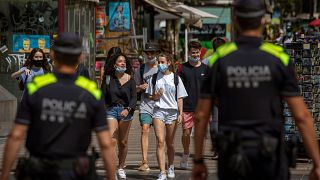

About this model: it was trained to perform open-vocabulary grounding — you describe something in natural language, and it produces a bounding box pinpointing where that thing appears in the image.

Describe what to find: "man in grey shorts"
[134,43,159,171]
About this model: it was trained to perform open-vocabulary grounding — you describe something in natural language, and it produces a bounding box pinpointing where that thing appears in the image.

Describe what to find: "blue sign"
[109,2,130,31]
[13,34,50,53]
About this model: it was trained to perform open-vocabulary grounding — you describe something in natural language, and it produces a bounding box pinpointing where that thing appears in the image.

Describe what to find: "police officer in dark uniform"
[0,33,116,180]
[192,0,320,180]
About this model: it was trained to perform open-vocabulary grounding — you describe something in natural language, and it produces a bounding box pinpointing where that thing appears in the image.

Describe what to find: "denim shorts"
[153,107,178,125]
[106,106,133,121]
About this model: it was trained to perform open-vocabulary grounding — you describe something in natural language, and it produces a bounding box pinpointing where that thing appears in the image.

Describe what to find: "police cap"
[144,42,160,52]
[52,33,82,55]
[235,0,266,18]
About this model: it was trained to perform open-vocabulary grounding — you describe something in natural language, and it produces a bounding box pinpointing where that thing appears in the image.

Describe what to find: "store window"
[65,1,95,80]
[0,0,58,98]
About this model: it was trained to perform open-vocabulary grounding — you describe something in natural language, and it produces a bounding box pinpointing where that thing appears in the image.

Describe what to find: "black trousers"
[218,147,289,180]
[16,157,102,180]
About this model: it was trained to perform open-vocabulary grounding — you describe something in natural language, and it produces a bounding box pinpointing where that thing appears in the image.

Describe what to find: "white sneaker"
[117,168,126,179]
[167,165,175,178]
[180,153,189,169]
[157,171,167,180]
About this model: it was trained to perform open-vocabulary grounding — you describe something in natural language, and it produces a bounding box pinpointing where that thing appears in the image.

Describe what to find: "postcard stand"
[284,37,320,156]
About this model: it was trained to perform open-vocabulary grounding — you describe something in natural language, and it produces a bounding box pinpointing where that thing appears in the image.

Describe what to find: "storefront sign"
[109,1,131,32]
[12,34,50,53]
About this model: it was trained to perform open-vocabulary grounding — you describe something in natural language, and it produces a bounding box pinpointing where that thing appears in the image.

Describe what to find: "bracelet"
[193,158,204,164]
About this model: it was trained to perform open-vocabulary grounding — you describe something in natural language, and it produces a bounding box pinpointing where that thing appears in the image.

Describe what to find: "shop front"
[64,0,96,80]
[0,0,58,98]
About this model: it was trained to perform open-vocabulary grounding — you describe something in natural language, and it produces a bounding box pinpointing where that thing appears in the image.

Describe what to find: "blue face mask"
[157,64,168,73]
[115,66,126,73]
[188,56,200,63]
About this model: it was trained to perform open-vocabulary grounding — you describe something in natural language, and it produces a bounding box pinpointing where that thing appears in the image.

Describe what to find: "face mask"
[188,56,200,63]
[31,60,44,67]
[145,55,157,64]
[157,64,168,73]
[115,66,126,73]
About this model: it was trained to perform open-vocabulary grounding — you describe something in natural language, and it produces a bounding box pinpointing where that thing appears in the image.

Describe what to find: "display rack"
[284,38,320,156]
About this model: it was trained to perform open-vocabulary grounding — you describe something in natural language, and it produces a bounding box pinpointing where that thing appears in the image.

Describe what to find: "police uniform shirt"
[201,36,300,129]
[15,72,107,158]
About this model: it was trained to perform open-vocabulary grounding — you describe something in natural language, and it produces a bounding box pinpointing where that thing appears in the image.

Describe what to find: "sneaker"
[117,168,126,179]
[138,162,150,171]
[167,165,175,178]
[180,153,189,169]
[157,171,167,180]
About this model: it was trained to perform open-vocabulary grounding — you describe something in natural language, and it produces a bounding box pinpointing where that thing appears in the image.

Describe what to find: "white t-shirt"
[146,72,188,110]
[134,64,158,115]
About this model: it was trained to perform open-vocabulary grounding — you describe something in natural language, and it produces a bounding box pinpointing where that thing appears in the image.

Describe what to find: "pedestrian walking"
[134,42,160,171]
[146,53,188,180]
[0,33,116,180]
[203,37,227,160]
[100,47,122,81]
[192,1,320,180]
[11,48,51,94]
[102,53,137,179]
[177,41,207,169]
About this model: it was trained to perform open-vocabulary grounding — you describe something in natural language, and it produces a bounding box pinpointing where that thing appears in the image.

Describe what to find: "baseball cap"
[52,33,82,55]
[144,43,159,52]
[235,0,266,18]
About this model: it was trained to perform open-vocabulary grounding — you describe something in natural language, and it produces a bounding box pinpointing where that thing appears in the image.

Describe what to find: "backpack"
[151,72,179,100]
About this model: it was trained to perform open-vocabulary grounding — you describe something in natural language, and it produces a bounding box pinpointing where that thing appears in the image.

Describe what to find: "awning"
[82,0,99,2]
[170,3,219,19]
[144,0,179,14]
[155,9,180,20]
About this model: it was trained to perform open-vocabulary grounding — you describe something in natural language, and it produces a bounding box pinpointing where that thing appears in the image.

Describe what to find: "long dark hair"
[103,53,133,78]
[23,48,51,72]
[103,47,122,70]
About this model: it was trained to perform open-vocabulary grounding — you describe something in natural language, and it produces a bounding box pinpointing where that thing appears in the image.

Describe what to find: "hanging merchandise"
[283,37,320,156]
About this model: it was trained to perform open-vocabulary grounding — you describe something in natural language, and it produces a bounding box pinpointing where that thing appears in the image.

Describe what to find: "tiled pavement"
[0,110,316,179]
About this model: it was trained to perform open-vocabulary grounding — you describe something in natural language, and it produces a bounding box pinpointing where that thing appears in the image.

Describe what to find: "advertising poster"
[13,34,50,53]
[96,4,106,39]
[109,1,130,32]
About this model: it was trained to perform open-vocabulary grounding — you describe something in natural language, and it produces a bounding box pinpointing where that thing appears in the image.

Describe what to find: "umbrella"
[309,19,320,26]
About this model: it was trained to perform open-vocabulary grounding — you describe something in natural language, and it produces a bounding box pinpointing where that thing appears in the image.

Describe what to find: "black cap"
[235,0,266,18]
[52,33,82,55]
[144,43,159,52]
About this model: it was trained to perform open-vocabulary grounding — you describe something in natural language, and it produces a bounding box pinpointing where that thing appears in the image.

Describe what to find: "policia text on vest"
[193,36,320,180]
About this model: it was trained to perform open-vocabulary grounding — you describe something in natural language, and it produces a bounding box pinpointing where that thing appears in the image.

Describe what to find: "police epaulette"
[208,42,238,67]
[75,76,102,100]
[260,42,290,66]
[27,73,57,95]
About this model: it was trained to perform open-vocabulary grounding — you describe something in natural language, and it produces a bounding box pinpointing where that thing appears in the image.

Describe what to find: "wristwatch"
[193,157,204,164]
[124,107,131,112]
